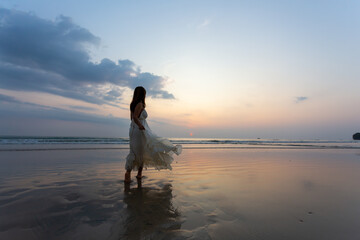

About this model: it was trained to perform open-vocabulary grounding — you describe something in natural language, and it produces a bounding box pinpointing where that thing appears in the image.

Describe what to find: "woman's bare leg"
[124,170,131,183]
[136,166,143,179]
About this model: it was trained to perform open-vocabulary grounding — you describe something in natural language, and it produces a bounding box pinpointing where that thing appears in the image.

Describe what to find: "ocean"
[0,136,359,150]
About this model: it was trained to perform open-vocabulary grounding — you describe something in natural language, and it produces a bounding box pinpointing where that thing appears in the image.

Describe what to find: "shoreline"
[1,144,360,152]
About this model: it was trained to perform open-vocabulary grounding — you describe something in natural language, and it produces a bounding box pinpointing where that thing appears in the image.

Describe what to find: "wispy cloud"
[0,93,22,104]
[295,96,308,103]
[67,105,97,111]
[0,8,174,107]
[198,19,211,29]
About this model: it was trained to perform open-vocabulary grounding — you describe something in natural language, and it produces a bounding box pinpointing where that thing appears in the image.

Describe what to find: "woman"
[124,86,182,183]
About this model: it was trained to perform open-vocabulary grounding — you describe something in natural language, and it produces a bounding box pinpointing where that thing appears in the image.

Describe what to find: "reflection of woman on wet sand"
[122,181,181,239]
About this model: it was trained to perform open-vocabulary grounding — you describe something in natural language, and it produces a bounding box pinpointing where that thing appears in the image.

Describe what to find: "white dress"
[125,109,182,171]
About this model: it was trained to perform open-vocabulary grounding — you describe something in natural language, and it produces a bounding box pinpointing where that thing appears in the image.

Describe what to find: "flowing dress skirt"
[125,111,182,171]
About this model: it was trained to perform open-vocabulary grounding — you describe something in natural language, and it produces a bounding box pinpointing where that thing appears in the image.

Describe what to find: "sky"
[0,0,359,139]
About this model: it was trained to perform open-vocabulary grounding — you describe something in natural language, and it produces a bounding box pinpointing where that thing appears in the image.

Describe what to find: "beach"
[1,146,360,239]
[1,1,360,239]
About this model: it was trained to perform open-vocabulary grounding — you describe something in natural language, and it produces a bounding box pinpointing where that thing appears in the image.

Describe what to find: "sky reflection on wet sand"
[1,148,360,239]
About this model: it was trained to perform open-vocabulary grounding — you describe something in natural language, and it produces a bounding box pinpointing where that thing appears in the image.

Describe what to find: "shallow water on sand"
[1,148,360,239]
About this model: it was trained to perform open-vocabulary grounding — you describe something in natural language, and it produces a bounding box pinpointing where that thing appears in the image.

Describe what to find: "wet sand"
[1,148,360,239]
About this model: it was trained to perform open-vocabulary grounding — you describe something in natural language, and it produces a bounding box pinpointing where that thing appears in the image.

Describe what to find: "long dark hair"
[130,86,146,113]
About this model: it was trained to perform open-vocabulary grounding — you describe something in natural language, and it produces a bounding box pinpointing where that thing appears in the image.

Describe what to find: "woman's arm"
[133,103,145,130]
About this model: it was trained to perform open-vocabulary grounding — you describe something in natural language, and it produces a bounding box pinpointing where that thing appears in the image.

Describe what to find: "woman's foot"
[124,171,131,183]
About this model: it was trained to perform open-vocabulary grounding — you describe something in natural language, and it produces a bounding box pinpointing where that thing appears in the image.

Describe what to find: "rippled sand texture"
[1,148,360,239]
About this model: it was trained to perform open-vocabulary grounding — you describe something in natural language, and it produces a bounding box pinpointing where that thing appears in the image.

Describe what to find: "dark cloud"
[0,8,174,106]
[0,93,128,126]
[295,96,308,103]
